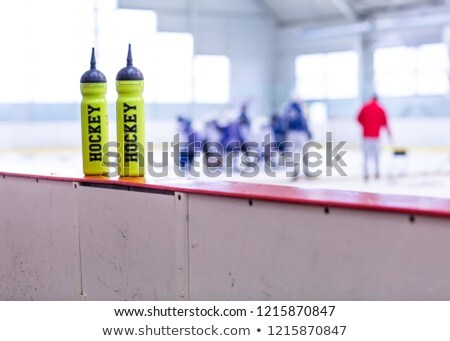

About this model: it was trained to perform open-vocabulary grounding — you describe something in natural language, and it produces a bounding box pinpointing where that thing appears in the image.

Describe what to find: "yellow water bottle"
[80,47,109,176]
[116,44,145,177]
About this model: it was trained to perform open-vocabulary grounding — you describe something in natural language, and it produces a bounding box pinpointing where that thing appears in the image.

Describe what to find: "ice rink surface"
[1,147,449,199]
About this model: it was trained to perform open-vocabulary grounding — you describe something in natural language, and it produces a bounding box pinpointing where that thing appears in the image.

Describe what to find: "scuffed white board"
[0,176,81,300]
[187,194,450,300]
[77,185,178,300]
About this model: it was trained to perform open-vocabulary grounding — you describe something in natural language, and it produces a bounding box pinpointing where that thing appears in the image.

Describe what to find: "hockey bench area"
[0,170,449,300]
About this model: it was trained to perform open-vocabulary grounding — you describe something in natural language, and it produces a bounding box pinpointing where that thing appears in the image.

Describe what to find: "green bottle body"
[80,82,109,176]
[116,80,145,177]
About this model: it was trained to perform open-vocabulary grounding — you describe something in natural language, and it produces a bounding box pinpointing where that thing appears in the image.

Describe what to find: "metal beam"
[331,0,358,21]
[251,0,279,22]
[296,9,450,41]
[358,0,445,18]
[118,0,272,20]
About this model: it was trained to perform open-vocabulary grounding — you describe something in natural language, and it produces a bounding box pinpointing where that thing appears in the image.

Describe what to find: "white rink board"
[0,177,81,300]
[188,194,450,300]
[77,185,179,300]
[0,174,449,300]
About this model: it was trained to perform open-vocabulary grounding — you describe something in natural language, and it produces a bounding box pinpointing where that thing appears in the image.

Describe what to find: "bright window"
[0,1,229,105]
[295,51,359,100]
[417,44,449,95]
[194,55,230,103]
[146,32,194,103]
[374,43,449,97]
[295,54,326,100]
[98,3,193,104]
[0,0,96,103]
[0,0,158,104]
[97,2,157,102]
[374,47,415,97]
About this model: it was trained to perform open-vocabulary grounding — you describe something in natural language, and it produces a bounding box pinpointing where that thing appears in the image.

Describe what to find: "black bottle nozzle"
[90,47,97,70]
[116,43,144,81]
[126,44,133,67]
[81,47,106,83]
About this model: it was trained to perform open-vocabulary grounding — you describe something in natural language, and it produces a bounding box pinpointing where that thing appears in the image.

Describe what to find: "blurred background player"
[202,118,222,168]
[357,95,392,181]
[238,101,251,135]
[283,97,312,178]
[238,101,254,166]
[218,117,246,171]
[176,116,202,172]
[264,113,287,167]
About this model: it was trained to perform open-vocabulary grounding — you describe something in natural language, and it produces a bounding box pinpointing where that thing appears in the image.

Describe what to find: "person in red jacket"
[357,95,391,180]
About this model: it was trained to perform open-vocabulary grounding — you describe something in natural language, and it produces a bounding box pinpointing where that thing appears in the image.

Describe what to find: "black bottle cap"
[116,44,144,81]
[80,47,107,83]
